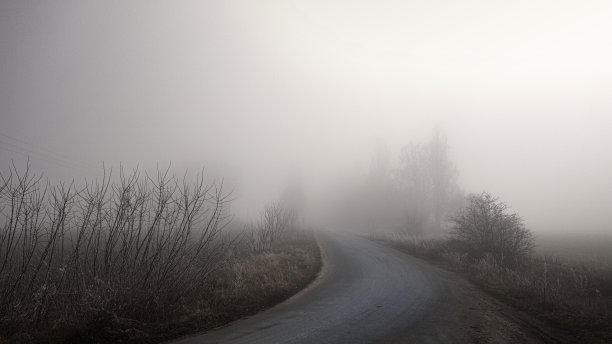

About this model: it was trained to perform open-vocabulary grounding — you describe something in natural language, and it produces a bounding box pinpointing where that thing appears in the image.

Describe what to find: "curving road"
[172,231,542,344]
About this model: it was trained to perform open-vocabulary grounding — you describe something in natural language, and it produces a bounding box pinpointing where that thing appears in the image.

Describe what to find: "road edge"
[166,230,326,344]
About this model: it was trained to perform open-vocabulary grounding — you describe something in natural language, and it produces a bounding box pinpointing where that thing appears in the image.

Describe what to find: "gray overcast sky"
[1,1,611,231]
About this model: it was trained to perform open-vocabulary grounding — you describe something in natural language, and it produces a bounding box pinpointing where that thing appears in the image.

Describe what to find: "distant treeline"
[329,129,464,234]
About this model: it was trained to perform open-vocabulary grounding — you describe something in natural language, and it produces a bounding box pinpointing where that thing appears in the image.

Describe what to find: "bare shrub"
[0,162,232,337]
[250,203,297,253]
[450,192,534,267]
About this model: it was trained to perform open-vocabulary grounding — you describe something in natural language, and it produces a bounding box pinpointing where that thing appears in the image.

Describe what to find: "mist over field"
[3,2,612,343]
[1,0,611,234]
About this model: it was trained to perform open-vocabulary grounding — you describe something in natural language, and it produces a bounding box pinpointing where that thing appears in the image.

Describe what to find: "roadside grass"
[206,230,320,327]
[376,233,612,343]
[5,230,321,344]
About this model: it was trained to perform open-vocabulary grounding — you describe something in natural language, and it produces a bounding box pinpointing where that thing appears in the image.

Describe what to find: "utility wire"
[0,144,88,172]
[0,131,94,168]
[0,131,97,171]
[0,138,89,171]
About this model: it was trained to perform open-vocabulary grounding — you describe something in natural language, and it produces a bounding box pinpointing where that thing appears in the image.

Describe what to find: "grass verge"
[374,233,612,344]
[1,230,321,344]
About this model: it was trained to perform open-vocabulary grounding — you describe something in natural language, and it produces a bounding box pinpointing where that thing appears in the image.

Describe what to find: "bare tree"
[395,129,461,233]
[369,139,390,184]
[279,170,306,222]
[396,142,431,233]
[428,129,458,228]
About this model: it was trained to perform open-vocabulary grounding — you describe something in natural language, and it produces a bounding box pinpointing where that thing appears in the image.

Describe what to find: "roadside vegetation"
[378,192,612,343]
[0,163,320,344]
[327,129,611,342]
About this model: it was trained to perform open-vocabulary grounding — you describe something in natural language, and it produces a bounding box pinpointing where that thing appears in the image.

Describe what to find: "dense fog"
[1,1,611,233]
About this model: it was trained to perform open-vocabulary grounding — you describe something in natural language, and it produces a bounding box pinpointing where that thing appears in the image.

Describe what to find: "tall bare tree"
[429,129,458,228]
[396,129,460,233]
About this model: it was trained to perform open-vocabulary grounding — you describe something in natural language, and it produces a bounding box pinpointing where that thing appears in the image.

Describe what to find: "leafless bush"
[450,192,534,267]
[0,162,232,337]
[249,203,297,253]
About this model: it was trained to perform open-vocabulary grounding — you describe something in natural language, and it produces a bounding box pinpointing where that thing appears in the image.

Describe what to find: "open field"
[535,233,612,268]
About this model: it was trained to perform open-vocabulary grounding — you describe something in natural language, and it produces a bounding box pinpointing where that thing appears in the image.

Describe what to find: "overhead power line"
[0,131,97,172]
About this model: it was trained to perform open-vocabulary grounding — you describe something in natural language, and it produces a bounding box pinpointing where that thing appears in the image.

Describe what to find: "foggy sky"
[1,1,611,232]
